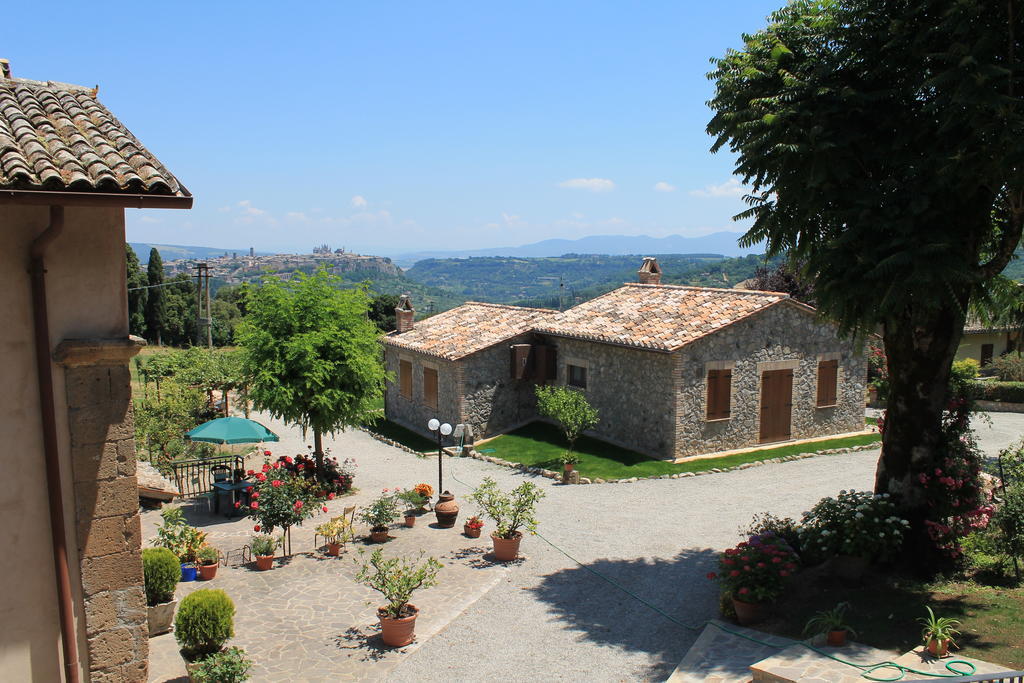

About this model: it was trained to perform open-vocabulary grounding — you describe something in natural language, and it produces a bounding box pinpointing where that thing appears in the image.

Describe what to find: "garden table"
[211,480,254,515]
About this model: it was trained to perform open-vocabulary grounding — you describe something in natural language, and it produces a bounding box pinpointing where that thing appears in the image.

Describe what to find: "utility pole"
[195,263,213,348]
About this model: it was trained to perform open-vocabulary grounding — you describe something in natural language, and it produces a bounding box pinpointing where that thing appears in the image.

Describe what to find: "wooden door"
[759,369,793,443]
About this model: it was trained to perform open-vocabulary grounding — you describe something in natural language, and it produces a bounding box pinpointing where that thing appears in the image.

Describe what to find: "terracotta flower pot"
[464,525,481,538]
[197,562,218,581]
[927,637,952,658]
[563,463,575,473]
[255,554,274,571]
[491,532,522,561]
[378,604,418,647]
[370,529,390,543]
[731,597,769,625]
[826,629,847,646]
[404,515,416,528]
[326,542,341,557]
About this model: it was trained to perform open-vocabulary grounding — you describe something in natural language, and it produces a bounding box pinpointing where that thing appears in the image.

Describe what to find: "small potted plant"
[197,546,220,581]
[154,508,208,582]
[359,489,401,542]
[710,533,799,625]
[803,602,857,646]
[174,589,235,671]
[250,534,279,571]
[143,547,180,636]
[560,452,580,473]
[188,646,252,683]
[396,488,430,527]
[316,518,350,556]
[919,606,961,658]
[412,483,434,510]
[468,477,545,561]
[463,515,484,538]
[355,548,442,647]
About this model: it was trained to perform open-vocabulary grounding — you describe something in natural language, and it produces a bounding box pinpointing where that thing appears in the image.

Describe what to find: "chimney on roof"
[638,256,662,285]
[395,294,415,333]
[0,60,11,80]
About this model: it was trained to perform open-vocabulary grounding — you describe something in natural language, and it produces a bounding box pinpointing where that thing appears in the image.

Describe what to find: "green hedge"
[142,548,180,606]
[967,380,1024,404]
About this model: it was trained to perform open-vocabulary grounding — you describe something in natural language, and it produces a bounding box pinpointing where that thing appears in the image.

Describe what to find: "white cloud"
[237,200,267,216]
[285,212,308,222]
[139,215,160,223]
[689,178,746,198]
[558,177,615,192]
[501,212,522,226]
[351,195,368,208]
[653,181,676,193]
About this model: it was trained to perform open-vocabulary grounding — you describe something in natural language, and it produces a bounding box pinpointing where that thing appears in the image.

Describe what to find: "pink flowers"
[250,502,259,510]
[256,473,267,482]
[738,587,750,595]
[234,501,241,509]
[327,493,335,501]
[322,506,328,513]
[294,500,304,509]
[262,464,271,473]
[272,480,282,488]
[263,450,272,456]
[284,456,293,464]
[254,525,260,532]
[251,491,260,499]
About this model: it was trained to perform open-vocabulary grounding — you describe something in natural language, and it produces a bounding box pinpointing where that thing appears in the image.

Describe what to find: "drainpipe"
[30,205,80,683]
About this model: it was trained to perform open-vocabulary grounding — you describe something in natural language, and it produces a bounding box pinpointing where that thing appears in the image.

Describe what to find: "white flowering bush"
[798,490,909,562]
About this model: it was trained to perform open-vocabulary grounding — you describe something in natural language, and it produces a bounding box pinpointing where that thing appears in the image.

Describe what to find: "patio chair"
[210,464,231,483]
[314,506,358,552]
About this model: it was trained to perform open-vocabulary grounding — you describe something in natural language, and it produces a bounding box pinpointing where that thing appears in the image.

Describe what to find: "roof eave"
[0,187,193,209]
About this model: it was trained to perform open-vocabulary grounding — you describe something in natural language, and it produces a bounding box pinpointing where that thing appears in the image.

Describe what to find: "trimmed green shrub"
[174,589,235,659]
[189,646,252,682]
[990,353,1024,382]
[966,380,1024,404]
[142,548,180,606]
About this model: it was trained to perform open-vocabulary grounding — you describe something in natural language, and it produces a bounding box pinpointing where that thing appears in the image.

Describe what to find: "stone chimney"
[638,257,662,284]
[395,294,415,333]
[0,59,11,80]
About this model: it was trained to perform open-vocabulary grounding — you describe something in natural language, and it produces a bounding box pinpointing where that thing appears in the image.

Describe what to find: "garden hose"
[446,458,979,681]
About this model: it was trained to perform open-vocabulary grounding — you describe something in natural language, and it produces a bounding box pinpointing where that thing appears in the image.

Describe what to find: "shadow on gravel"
[530,548,719,679]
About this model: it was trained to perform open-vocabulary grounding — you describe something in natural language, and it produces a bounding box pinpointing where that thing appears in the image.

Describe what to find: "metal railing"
[170,454,245,496]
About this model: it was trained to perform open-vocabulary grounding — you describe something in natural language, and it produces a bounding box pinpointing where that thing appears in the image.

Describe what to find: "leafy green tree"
[161,274,197,347]
[534,385,599,457]
[368,293,400,332]
[706,0,1024,563]
[126,245,148,337]
[145,248,167,345]
[236,269,387,477]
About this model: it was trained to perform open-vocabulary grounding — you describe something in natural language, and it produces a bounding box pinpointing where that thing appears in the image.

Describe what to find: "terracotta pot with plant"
[469,477,545,562]
[316,518,351,556]
[250,534,279,571]
[919,606,960,658]
[143,548,180,636]
[463,516,484,538]
[396,487,430,523]
[559,452,580,474]
[355,548,442,647]
[360,489,401,543]
[803,602,857,647]
[196,546,220,581]
[709,533,800,625]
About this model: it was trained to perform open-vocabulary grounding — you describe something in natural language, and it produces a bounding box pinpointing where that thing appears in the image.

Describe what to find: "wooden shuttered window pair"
[423,367,438,410]
[706,368,732,420]
[816,359,839,407]
[399,360,412,399]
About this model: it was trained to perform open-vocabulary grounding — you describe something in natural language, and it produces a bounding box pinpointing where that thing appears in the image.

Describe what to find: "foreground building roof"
[0,71,190,204]
[384,302,558,360]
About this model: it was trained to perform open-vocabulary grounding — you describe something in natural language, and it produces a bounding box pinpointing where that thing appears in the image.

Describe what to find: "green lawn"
[361,417,437,452]
[481,421,880,480]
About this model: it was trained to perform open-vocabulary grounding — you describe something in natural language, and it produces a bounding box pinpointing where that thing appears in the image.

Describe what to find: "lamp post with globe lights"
[427,418,452,496]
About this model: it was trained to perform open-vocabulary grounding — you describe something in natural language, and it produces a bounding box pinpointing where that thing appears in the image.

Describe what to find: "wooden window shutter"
[816,360,838,407]
[510,344,532,380]
[706,369,732,420]
[399,360,412,399]
[423,367,438,409]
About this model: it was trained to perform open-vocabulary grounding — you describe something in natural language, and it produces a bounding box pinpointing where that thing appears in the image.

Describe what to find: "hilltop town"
[163,244,401,283]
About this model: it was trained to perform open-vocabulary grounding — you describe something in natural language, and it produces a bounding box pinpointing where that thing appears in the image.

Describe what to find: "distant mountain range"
[391,231,760,268]
[128,243,272,263]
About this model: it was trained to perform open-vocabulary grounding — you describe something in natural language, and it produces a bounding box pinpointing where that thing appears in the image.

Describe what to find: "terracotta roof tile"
[0,77,187,196]
[384,302,558,360]
[535,283,793,351]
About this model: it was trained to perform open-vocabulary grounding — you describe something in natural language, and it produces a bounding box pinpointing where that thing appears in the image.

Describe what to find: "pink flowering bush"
[711,534,799,604]
[246,461,324,534]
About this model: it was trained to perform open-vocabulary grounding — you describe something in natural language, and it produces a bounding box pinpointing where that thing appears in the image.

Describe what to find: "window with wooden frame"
[706,368,732,420]
[567,364,587,389]
[399,360,412,399]
[422,367,438,410]
[816,359,839,407]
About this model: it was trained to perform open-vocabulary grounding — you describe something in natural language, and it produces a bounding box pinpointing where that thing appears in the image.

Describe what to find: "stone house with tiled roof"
[382,258,867,461]
[955,313,1020,368]
[1,61,191,682]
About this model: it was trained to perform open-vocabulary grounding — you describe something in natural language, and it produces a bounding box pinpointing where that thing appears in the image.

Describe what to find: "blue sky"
[7,1,780,255]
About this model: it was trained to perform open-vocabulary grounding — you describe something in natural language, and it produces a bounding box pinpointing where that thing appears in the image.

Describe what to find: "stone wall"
[458,333,538,439]
[675,302,866,458]
[383,349,459,440]
[543,336,678,458]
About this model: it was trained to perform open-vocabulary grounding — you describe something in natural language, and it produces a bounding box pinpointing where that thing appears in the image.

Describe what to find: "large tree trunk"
[313,429,325,481]
[874,298,968,568]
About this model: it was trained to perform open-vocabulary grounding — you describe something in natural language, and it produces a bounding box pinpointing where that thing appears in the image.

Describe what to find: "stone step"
[666,620,797,683]
[892,646,1011,681]
[750,641,902,683]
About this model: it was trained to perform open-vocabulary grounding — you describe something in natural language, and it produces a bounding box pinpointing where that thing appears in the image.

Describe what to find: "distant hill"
[392,231,760,267]
[128,243,271,263]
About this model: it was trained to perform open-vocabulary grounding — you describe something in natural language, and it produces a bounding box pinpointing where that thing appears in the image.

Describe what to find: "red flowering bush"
[712,535,798,604]
[246,462,324,534]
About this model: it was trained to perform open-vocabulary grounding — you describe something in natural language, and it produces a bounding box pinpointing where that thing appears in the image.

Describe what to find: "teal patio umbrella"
[185,417,280,445]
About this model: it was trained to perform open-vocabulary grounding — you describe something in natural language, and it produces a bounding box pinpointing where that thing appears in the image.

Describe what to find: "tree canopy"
[126,245,148,337]
[534,385,599,456]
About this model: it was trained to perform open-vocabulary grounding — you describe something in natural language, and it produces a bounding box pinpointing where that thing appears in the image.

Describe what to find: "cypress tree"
[145,247,166,345]
[126,245,148,336]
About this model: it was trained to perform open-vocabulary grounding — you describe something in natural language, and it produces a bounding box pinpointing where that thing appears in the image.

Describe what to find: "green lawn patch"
[759,568,1024,669]
[483,421,880,480]
[361,417,436,453]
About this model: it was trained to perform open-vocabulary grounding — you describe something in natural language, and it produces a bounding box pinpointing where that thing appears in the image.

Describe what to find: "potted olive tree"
[355,549,442,647]
[143,547,180,636]
[469,477,545,561]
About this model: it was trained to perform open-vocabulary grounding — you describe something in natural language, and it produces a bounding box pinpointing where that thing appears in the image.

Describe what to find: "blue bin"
[180,564,197,582]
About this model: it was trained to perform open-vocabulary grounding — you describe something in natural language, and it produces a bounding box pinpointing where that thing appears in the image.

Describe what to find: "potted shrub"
[919,606,961,658]
[250,534,279,571]
[468,477,545,562]
[246,463,323,557]
[197,546,220,581]
[174,589,235,669]
[559,452,580,473]
[355,548,442,647]
[803,602,857,646]
[710,533,799,625]
[143,547,180,636]
[359,489,401,542]
[315,518,350,556]
[188,646,252,683]
[463,515,484,539]
[396,488,430,526]
[154,507,207,582]
[412,483,434,510]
